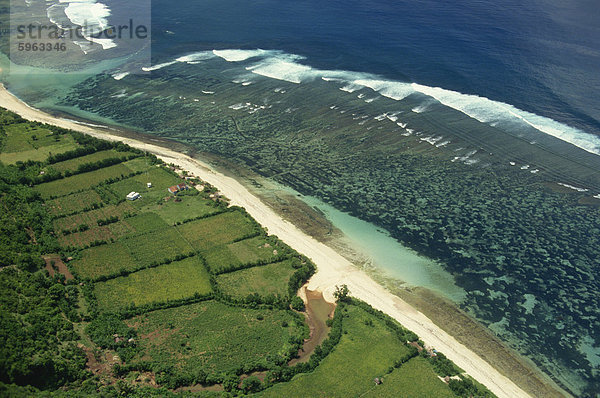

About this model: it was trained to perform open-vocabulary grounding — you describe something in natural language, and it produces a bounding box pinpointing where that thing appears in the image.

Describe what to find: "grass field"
[120,227,195,265]
[53,201,136,232]
[260,305,420,398]
[0,124,79,164]
[70,242,138,280]
[58,225,121,249]
[216,259,297,299]
[146,195,222,225]
[47,190,103,217]
[94,256,212,311]
[176,211,258,251]
[108,167,181,197]
[361,357,455,398]
[205,236,284,273]
[126,301,303,375]
[35,162,134,199]
[119,212,169,236]
[70,224,194,279]
[48,149,136,173]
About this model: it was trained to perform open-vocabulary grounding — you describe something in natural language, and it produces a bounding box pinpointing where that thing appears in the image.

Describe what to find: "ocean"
[2,0,600,395]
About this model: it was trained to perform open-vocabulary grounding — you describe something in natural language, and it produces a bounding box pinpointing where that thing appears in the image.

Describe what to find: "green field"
[119,212,169,236]
[53,201,136,232]
[261,305,423,398]
[0,124,79,164]
[362,357,455,398]
[35,162,134,198]
[216,259,297,299]
[126,300,303,374]
[94,256,212,311]
[58,225,123,249]
[107,166,182,201]
[146,195,222,225]
[47,189,103,217]
[48,149,136,173]
[120,227,195,265]
[205,236,285,273]
[70,242,138,279]
[70,224,194,279]
[177,211,258,251]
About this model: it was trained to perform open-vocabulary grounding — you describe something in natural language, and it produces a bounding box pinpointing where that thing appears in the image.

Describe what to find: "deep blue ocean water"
[151,0,600,136]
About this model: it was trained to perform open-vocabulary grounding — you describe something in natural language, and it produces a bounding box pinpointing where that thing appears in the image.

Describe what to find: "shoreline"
[0,84,561,398]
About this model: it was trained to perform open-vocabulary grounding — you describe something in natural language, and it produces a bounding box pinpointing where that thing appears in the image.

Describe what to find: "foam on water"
[246,57,313,84]
[141,61,178,72]
[411,84,600,156]
[176,51,216,63]
[352,79,414,101]
[60,0,116,50]
[112,71,130,80]
[154,48,600,157]
[213,49,272,62]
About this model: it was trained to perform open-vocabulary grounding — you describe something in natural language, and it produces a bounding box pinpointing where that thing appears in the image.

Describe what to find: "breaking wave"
[146,48,600,156]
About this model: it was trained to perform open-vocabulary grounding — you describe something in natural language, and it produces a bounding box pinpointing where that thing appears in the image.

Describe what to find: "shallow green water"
[295,192,466,302]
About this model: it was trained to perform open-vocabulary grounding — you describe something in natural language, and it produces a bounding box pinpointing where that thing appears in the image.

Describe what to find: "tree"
[241,375,262,393]
[291,296,305,311]
[333,284,349,302]
[222,373,239,392]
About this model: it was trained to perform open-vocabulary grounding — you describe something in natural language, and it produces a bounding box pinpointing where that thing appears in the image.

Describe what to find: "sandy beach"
[0,83,535,398]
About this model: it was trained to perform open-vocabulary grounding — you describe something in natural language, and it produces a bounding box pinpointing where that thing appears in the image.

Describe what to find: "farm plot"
[70,242,138,280]
[146,195,222,225]
[107,166,182,204]
[118,212,169,236]
[120,227,195,265]
[47,190,103,217]
[126,301,304,375]
[176,211,259,251]
[205,236,286,273]
[361,357,455,398]
[216,259,297,299]
[94,256,212,311]
[48,149,137,173]
[35,162,134,199]
[57,225,122,249]
[53,201,136,232]
[0,124,78,164]
[260,305,416,398]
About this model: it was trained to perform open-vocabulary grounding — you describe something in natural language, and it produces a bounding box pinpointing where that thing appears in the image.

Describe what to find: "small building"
[147,182,152,188]
[126,191,141,201]
[167,183,189,195]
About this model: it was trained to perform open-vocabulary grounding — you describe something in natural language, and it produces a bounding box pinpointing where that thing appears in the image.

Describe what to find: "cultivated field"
[362,357,455,398]
[146,195,222,225]
[94,256,212,311]
[126,300,304,375]
[260,305,432,398]
[120,227,195,265]
[53,202,136,232]
[204,235,283,273]
[107,166,182,203]
[48,149,136,173]
[70,242,138,279]
[0,124,78,164]
[35,162,134,198]
[47,189,103,217]
[216,259,297,299]
[176,210,259,251]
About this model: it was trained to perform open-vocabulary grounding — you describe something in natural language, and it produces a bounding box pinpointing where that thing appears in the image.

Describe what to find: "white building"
[126,191,141,201]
